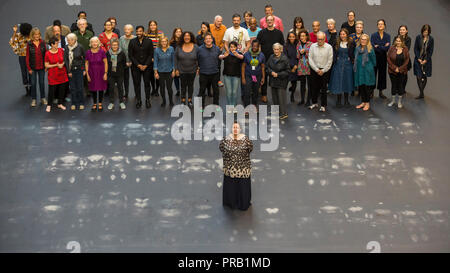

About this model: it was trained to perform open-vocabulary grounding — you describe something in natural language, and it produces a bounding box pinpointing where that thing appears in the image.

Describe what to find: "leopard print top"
[219,135,253,178]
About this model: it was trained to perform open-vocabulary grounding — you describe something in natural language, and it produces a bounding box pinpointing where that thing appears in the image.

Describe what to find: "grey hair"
[272,42,283,51]
[110,37,120,45]
[124,24,134,30]
[77,18,87,26]
[316,31,326,39]
[326,18,336,25]
[66,33,77,41]
[214,15,222,21]
[89,36,100,48]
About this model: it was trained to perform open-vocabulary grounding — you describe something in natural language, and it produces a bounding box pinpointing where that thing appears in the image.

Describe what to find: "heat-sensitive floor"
[0,0,449,252]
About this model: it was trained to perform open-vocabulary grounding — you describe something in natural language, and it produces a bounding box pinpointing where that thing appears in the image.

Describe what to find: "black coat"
[266,54,291,89]
[128,37,154,67]
[64,44,86,72]
[283,42,298,81]
[413,34,433,77]
[106,50,127,77]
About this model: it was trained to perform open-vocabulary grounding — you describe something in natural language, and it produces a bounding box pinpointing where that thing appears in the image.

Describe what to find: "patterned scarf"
[354,46,369,72]
[298,42,308,68]
[67,42,78,70]
[108,47,122,72]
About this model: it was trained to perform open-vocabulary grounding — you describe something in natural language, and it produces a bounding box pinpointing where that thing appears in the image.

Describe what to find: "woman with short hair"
[45,36,68,112]
[119,24,135,100]
[85,36,108,111]
[64,33,86,110]
[267,42,291,119]
[106,38,127,110]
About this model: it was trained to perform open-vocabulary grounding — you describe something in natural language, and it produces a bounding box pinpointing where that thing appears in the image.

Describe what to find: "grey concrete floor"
[0,0,449,252]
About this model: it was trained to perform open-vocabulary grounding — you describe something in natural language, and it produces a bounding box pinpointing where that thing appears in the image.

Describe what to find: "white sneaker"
[309,103,318,110]
[108,103,114,110]
[319,106,326,112]
[41,98,48,105]
[388,100,395,107]
[31,99,37,107]
[120,102,126,110]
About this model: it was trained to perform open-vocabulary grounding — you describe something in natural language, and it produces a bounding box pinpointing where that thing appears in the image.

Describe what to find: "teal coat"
[354,47,376,87]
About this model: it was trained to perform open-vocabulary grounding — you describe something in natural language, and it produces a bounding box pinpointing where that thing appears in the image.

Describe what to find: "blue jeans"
[69,69,85,106]
[30,69,45,100]
[223,75,240,106]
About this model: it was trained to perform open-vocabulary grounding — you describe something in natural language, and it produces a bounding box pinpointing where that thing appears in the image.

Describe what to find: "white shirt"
[223,26,250,52]
[309,42,333,73]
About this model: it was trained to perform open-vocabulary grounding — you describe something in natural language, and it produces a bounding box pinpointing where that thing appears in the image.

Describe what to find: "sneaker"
[71,105,76,110]
[41,98,48,105]
[119,102,126,110]
[308,103,318,110]
[31,99,37,107]
[218,81,224,87]
[388,100,395,107]
[79,105,85,110]
[108,103,114,110]
[319,106,326,112]
[398,101,403,109]
[280,114,288,120]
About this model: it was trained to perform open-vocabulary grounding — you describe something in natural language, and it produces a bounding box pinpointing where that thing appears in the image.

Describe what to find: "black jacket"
[128,37,154,67]
[27,40,46,70]
[106,50,127,77]
[266,54,290,89]
[64,44,85,72]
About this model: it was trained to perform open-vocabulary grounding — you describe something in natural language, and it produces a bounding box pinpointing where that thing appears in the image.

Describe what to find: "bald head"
[312,21,321,33]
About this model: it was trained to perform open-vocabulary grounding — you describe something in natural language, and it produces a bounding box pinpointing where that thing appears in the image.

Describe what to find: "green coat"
[354,47,376,87]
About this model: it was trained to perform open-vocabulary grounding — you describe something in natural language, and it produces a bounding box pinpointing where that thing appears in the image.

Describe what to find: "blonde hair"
[356,20,364,27]
[30,27,41,39]
[89,36,100,48]
[158,36,169,48]
[357,34,372,52]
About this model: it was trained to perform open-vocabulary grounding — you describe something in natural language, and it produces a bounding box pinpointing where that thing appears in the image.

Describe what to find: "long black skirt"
[223,175,251,211]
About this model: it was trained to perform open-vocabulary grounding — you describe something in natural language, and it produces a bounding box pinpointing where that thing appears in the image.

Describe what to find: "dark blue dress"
[329,45,354,94]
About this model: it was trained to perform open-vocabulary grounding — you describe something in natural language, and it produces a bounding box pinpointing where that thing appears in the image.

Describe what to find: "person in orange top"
[209,15,227,87]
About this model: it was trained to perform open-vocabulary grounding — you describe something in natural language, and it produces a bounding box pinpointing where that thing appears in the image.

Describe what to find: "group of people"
[10,6,434,118]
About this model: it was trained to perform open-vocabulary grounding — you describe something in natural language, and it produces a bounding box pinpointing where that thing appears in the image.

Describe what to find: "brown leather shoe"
[261,96,267,103]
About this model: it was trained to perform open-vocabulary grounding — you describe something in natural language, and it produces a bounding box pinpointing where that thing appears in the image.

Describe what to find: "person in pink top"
[259,4,284,32]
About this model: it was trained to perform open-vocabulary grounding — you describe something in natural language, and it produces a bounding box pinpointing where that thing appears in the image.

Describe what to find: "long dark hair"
[335,28,352,50]
[293,17,304,32]
[200,22,211,37]
[147,20,159,35]
[179,31,196,46]
[397,25,409,39]
[286,31,298,46]
[170,27,183,45]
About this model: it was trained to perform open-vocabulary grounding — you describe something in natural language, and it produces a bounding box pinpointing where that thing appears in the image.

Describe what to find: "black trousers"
[131,66,151,101]
[374,51,387,91]
[159,72,173,104]
[18,56,30,87]
[359,85,371,103]
[150,71,159,94]
[243,75,260,107]
[180,73,196,102]
[48,83,65,105]
[108,74,125,103]
[416,75,428,96]
[389,73,406,96]
[123,66,131,97]
[199,73,220,107]
[261,73,269,96]
[310,70,330,107]
[298,75,311,103]
[91,91,104,104]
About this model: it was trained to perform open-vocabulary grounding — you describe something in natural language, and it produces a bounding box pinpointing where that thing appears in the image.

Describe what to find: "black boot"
[175,90,180,96]
[136,100,142,109]
[145,99,151,108]
[415,91,424,99]
[379,89,387,99]
[336,94,342,107]
[290,91,295,103]
[25,86,31,96]
[344,93,351,107]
